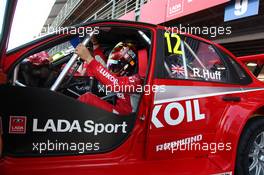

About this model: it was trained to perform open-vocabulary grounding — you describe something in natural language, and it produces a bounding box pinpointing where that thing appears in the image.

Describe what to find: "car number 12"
[164,32,183,55]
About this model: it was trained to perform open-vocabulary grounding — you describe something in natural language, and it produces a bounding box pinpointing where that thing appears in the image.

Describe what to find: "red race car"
[1,1,264,175]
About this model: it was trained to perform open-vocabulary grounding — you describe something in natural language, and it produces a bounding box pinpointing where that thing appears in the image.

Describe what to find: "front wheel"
[236,118,264,175]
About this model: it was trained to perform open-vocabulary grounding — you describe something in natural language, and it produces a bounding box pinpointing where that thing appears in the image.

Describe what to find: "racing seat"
[130,48,148,112]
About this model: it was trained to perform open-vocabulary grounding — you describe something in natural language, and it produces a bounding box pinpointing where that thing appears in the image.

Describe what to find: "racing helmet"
[107,42,137,76]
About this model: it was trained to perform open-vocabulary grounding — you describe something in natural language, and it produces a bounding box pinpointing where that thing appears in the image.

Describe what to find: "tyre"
[236,118,264,175]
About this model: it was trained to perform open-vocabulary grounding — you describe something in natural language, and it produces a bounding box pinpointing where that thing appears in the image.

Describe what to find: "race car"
[1,1,264,175]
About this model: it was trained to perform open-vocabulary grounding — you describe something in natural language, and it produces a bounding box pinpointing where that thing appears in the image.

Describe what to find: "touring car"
[1,1,264,175]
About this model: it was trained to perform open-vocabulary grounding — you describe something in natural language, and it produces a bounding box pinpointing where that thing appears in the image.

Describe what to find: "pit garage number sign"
[224,0,260,22]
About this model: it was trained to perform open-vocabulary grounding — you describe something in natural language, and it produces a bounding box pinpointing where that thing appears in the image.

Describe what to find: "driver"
[75,42,142,115]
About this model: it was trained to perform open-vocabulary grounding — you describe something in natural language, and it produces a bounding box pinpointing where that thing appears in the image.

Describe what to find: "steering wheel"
[49,31,117,103]
[50,31,96,91]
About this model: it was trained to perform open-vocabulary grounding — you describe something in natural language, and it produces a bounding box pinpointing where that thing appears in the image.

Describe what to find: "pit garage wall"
[120,0,263,57]
[120,0,230,24]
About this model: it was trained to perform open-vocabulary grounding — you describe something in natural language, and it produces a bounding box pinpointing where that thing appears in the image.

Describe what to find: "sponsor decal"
[171,64,185,77]
[9,116,27,134]
[156,134,203,152]
[33,119,127,136]
[99,66,118,84]
[167,0,184,17]
[192,68,221,81]
[152,99,205,128]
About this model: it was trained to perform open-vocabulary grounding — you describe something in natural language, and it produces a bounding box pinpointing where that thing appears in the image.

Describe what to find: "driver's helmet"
[107,42,137,76]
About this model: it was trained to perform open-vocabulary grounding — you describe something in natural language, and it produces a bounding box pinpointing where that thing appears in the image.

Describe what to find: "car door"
[146,29,249,173]
[0,24,145,159]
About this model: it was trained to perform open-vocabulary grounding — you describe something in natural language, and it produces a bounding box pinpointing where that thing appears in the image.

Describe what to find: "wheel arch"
[233,108,264,175]
[208,104,264,173]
